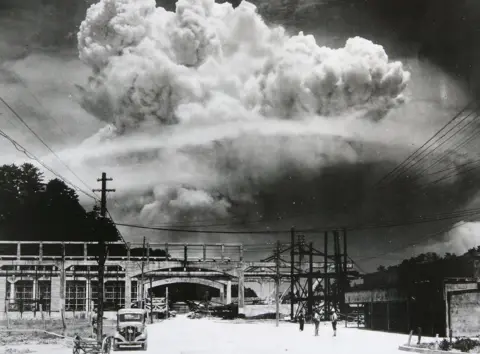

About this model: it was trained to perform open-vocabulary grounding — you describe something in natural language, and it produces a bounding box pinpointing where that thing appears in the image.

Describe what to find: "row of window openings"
[6,280,51,312]
[6,280,138,312]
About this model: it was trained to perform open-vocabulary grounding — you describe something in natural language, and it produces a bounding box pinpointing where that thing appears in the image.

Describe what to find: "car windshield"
[118,313,143,322]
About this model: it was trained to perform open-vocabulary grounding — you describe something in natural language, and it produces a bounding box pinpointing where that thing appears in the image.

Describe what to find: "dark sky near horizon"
[1,0,480,272]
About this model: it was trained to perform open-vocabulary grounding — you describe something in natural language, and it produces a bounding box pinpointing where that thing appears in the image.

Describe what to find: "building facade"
[0,241,247,318]
[345,255,480,336]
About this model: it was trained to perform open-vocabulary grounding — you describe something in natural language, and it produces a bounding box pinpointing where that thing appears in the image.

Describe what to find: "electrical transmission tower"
[246,228,356,323]
[288,228,352,322]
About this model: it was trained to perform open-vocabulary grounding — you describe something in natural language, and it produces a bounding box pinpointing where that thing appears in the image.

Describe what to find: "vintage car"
[113,308,148,351]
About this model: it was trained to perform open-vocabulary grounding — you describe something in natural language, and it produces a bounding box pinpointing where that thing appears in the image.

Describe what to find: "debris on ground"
[185,300,239,319]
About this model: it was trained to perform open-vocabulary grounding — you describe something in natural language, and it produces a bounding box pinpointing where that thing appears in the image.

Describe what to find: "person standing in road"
[313,308,321,336]
[331,310,338,337]
[298,310,305,331]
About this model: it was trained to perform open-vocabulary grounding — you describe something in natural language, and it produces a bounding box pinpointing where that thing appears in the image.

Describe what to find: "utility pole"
[275,241,281,327]
[141,237,146,309]
[166,287,169,319]
[92,172,115,341]
[149,277,153,324]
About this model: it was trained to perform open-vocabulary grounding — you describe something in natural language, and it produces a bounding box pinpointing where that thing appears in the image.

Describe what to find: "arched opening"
[144,278,226,314]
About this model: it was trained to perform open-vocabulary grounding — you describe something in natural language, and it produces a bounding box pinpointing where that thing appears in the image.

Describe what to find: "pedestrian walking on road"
[313,309,320,336]
[298,311,305,331]
[331,310,338,337]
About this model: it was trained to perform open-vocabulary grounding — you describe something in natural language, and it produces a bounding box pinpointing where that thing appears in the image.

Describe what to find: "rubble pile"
[185,300,239,320]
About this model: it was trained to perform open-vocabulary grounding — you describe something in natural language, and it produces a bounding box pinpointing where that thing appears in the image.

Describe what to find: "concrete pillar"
[238,270,245,317]
[84,243,88,261]
[86,279,91,312]
[220,287,224,304]
[226,280,232,304]
[51,277,61,311]
[9,280,15,302]
[125,277,132,309]
[39,242,43,261]
[138,281,144,304]
[0,277,6,314]
[33,279,37,302]
[59,263,66,313]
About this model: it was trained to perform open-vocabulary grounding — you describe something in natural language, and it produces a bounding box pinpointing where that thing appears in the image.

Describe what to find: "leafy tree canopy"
[0,163,119,242]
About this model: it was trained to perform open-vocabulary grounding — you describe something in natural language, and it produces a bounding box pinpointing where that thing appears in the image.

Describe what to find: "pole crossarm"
[93,172,115,341]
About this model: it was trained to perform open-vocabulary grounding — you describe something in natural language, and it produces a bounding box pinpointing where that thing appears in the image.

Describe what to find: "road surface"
[117,315,410,354]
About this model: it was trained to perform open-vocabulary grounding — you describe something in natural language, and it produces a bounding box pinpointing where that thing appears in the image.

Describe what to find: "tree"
[377,265,387,272]
[85,204,119,243]
[0,163,44,223]
[0,163,119,242]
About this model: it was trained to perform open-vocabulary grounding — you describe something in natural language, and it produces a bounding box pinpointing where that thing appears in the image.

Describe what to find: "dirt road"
[116,314,409,354]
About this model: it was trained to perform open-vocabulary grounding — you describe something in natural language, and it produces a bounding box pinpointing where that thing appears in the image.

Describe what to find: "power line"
[105,209,128,246]
[404,114,478,181]
[412,122,480,181]
[415,164,480,191]
[0,96,94,195]
[114,207,480,235]
[424,157,480,177]
[0,127,97,201]
[348,256,367,274]
[383,108,478,186]
[341,208,480,232]
[105,186,480,230]
[1,66,71,138]
[390,111,479,183]
[114,222,289,235]
[354,218,475,263]
[373,101,476,187]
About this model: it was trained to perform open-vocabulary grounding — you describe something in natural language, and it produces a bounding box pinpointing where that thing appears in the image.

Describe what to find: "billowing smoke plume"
[74,0,419,230]
[0,0,478,270]
[78,0,409,128]
[388,222,480,260]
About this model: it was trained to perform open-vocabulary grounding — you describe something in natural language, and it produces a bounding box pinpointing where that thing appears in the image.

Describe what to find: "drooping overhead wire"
[412,119,480,181]
[373,101,477,187]
[114,206,480,235]
[0,127,97,200]
[353,220,470,263]
[0,96,95,197]
[1,67,71,138]
[389,110,479,183]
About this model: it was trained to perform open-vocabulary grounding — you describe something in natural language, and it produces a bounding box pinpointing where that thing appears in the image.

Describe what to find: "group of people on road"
[297,309,338,337]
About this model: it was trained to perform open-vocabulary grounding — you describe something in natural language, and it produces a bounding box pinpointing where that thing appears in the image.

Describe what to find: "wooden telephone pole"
[141,237,146,310]
[92,172,115,341]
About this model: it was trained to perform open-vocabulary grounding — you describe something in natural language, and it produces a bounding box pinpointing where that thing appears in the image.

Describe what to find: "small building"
[345,253,480,337]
